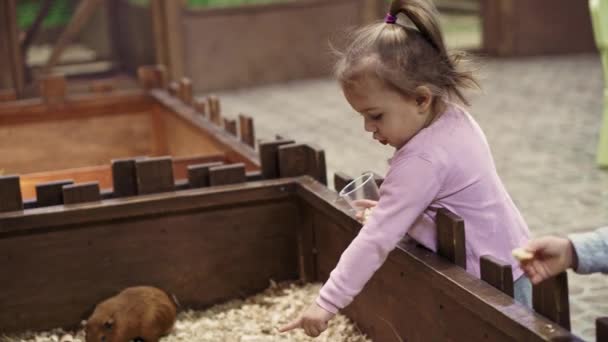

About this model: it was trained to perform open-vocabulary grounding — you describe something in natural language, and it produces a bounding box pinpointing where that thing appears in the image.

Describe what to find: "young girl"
[279,0,530,337]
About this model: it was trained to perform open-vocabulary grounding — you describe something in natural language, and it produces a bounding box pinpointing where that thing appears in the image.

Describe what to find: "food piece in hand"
[512,248,534,262]
[363,208,373,223]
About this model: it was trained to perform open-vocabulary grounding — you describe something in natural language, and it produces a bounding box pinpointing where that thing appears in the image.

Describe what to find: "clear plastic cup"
[338,172,380,216]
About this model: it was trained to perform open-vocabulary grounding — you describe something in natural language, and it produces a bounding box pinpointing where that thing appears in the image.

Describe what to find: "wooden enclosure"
[0,139,605,341]
[112,0,383,92]
[481,0,596,56]
[0,65,262,201]
[0,174,601,341]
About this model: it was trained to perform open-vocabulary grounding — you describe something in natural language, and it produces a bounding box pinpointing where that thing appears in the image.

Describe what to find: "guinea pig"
[85,286,177,342]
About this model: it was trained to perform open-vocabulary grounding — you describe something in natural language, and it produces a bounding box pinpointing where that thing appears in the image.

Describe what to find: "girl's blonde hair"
[335,0,478,110]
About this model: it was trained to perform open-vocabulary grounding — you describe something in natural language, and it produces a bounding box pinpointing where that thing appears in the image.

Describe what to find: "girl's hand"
[278,303,335,338]
[516,236,577,285]
[352,199,378,224]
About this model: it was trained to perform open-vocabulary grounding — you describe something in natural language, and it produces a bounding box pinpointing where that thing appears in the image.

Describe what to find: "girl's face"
[343,75,434,150]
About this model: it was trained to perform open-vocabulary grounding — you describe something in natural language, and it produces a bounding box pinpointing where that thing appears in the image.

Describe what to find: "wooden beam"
[135,156,175,195]
[334,172,354,193]
[35,179,73,207]
[436,208,466,269]
[480,255,514,297]
[533,272,571,330]
[187,161,223,188]
[238,114,255,148]
[259,139,295,180]
[209,164,246,186]
[45,0,104,71]
[62,182,101,204]
[0,175,23,212]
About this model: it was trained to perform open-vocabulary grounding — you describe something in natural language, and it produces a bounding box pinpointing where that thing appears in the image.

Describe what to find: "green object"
[590,0,608,167]
[17,0,74,29]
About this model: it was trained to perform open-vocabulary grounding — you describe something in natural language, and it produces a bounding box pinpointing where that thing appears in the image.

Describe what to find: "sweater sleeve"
[569,226,608,274]
[316,155,442,314]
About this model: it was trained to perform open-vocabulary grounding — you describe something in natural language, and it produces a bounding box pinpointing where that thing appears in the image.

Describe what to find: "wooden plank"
[62,182,101,204]
[598,317,608,342]
[193,98,207,117]
[436,208,466,269]
[45,0,104,70]
[111,158,138,198]
[224,118,237,136]
[208,96,221,125]
[150,0,169,69]
[135,156,175,195]
[307,144,327,185]
[209,163,246,186]
[0,175,23,212]
[39,73,67,105]
[35,180,73,206]
[238,114,255,147]
[168,81,179,97]
[297,202,317,283]
[278,143,327,185]
[164,0,184,81]
[480,255,514,297]
[533,272,571,331]
[5,0,25,97]
[334,172,353,193]
[178,77,193,105]
[187,161,223,188]
[259,139,295,179]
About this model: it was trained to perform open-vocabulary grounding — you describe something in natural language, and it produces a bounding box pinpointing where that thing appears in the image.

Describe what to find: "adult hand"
[278,303,335,338]
[518,236,577,285]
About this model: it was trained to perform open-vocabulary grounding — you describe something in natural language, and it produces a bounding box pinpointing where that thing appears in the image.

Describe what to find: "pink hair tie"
[385,13,397,24]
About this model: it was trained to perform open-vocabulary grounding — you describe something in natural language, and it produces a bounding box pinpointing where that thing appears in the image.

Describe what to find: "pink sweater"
[317,105,530,314]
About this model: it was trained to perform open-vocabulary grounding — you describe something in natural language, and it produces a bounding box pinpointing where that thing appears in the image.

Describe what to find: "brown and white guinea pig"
[85,286,178,342]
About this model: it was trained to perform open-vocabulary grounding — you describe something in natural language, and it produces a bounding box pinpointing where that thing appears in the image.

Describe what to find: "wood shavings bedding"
[1,282,371,342]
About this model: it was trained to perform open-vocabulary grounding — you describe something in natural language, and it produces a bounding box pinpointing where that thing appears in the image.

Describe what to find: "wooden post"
[0,175,23,212]
[135,156,175,195]
[533,272,571,331]
[168,81,179,97]
[35,180,73,207]
[209,164,246,186]
[224,118,237,136]
[436,208,466,269]
[278,144,327,185]
[178,77,193,105]
[208,96,221,125]
[39,73,67,105]
[45,0,104,71]
[150,0,169,69]
[194,98,207,117]
[480,255,514,297]
[259,139,295,180]
[138,65,161,90]
[334,172,354,193]
[187,162,223,188]
[62,182,101,204]
[164,0,184,81]
[111,158,138,198]
[238,114,255,148]
[598,317,608,342]
[0,0,25,97]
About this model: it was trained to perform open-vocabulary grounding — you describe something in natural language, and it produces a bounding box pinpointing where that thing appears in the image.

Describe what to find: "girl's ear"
[414,86,433,114]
